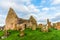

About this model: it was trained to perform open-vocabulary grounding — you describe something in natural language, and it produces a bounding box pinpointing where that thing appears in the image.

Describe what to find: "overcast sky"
[0,0,60,26]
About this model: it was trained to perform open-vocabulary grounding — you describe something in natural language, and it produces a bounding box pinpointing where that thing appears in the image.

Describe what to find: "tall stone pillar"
[47,19,51,28]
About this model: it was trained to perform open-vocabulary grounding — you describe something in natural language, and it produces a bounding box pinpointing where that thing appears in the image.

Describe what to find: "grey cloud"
[51,15,60,22]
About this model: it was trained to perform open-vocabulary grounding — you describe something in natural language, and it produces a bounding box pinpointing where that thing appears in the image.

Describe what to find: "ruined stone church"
[4,8,37,30]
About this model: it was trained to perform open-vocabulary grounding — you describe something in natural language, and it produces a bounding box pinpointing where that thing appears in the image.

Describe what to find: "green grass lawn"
[0,28,60,40]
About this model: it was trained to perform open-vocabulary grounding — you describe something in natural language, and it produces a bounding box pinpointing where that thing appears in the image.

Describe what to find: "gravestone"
[4,31,10,37]
[20,31,25,37]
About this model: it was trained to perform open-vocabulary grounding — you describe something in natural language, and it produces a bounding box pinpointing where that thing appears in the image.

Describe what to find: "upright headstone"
[20,31,25,37]
[3,30,10,38]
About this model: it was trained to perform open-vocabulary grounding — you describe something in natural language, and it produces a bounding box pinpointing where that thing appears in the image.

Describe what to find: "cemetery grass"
[0,28,60,40]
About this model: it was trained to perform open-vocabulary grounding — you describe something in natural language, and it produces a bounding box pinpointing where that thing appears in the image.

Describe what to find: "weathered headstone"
[0,31,10,39]
[4,31,10,37]
[20,31,25,37]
